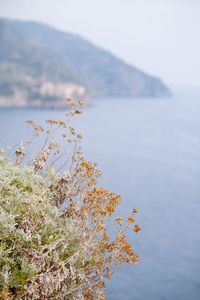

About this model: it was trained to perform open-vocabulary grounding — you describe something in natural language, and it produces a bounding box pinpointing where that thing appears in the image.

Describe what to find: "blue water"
[0,88,200,300]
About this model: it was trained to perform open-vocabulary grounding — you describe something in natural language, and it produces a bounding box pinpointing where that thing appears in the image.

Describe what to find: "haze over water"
[0,88,200,299]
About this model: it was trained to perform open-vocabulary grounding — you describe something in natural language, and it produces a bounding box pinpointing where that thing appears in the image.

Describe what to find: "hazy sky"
[0,0,200,88]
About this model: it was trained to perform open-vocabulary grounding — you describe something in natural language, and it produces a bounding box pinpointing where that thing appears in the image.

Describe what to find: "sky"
[0,0,200,89]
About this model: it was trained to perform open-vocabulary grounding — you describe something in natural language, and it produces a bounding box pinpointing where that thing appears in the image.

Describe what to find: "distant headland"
[0,18,171,108]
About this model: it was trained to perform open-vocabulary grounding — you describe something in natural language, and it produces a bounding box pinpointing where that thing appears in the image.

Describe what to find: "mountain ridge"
[0,18,171,108]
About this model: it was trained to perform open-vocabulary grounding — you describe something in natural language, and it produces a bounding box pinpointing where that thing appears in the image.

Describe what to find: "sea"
[0,87,200,300]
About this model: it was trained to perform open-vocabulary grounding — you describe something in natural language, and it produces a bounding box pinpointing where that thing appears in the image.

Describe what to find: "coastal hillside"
[0,18,171,108]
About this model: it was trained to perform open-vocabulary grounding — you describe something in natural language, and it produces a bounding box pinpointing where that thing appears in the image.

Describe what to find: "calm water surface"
[0,89,200,300]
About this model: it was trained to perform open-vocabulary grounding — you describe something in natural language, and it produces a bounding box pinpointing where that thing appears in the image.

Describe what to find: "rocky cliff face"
[0,18,171,108]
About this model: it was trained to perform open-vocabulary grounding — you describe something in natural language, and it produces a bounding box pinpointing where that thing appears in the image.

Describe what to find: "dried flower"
[127,216,135,224]
[134,224,141,233]
[115,217,122,225]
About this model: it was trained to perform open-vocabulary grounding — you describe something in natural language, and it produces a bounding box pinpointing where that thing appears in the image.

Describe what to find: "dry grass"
[0,98,140,299]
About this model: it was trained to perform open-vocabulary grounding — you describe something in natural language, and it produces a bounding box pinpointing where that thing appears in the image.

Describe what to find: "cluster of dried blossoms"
[0,98,140,300]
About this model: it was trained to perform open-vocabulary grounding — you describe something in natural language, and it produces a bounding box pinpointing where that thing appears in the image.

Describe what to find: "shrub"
[0,99,140,299]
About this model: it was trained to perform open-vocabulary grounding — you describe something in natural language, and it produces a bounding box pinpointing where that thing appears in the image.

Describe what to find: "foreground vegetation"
[0,99,140,299]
